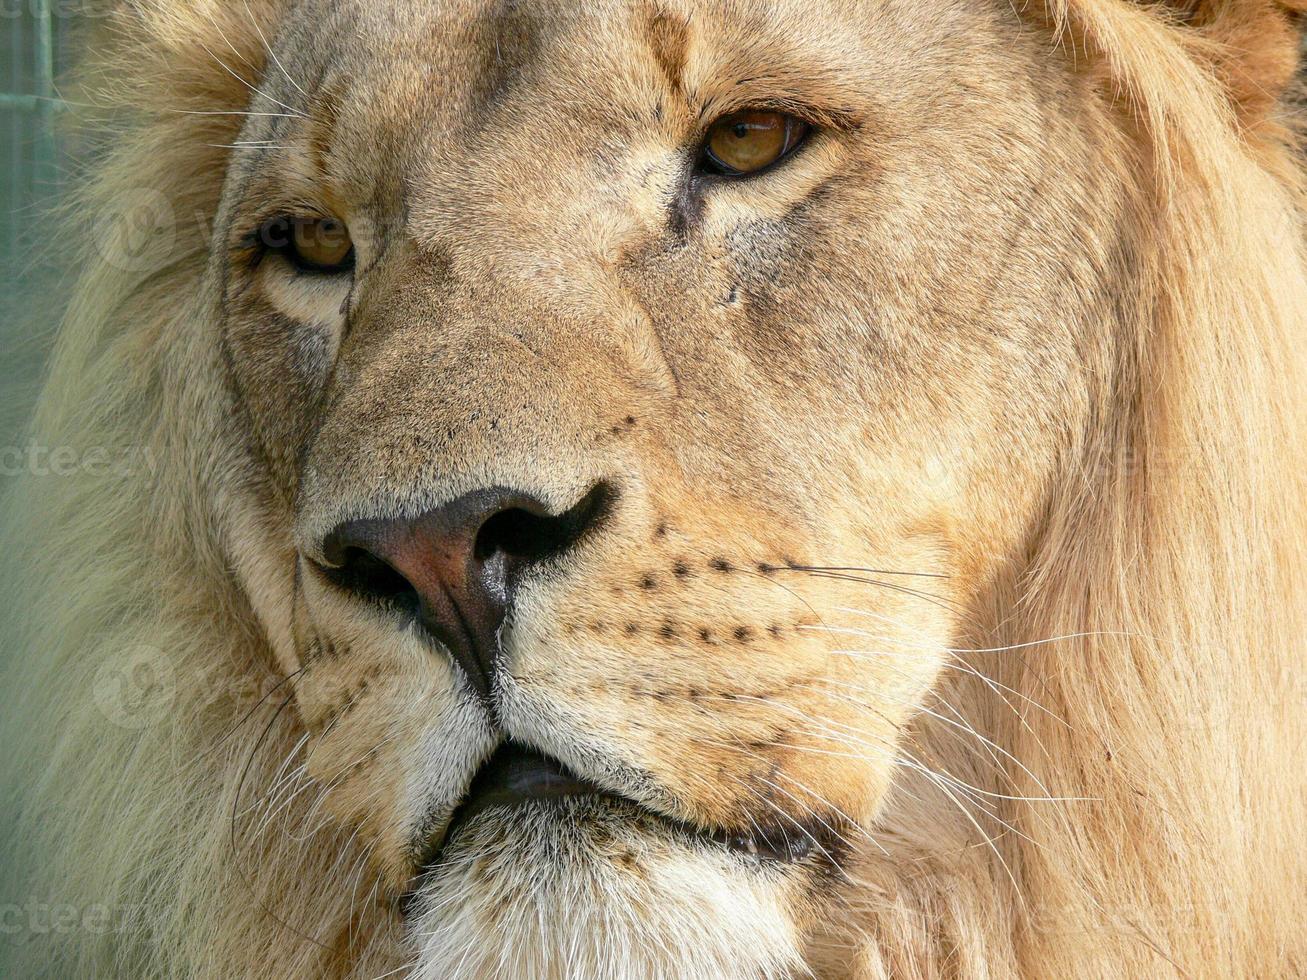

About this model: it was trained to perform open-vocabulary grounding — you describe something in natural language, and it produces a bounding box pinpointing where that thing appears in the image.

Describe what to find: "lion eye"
[701,110,810,177]
[260,215,355,274]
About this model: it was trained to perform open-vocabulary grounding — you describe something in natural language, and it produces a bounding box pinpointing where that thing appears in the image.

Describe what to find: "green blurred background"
[3,1,87,450]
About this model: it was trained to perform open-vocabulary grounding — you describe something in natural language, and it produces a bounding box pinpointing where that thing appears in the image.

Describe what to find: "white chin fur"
[405,799,806,980]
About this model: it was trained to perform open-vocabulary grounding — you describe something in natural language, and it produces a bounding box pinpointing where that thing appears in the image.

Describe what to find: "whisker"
[228,691,333,950]
[770,767,891,857]
[753,774,867,867]
[244,0,311,99]
[248,761,313,834]
[657,691,891,859]
[172,108,301,118]
[745,566,828,628]
[801,679,1067,800]
[742,784,842,868]
[195,38,310,118]
[201,5,260,74]
[783,563,949,580]
[293,736,400,843]
[833,605,1143,654]
[205,664,308,758]
[797,569,958,612]
[820,640,1067,727]
[895,757,1021,888]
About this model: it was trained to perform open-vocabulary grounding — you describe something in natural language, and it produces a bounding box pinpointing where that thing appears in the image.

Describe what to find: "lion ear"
[1157,0,1305,119]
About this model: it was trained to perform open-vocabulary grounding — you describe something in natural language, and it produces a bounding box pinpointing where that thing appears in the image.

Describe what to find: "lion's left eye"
[700,110,810,177]
[256,215,355,274]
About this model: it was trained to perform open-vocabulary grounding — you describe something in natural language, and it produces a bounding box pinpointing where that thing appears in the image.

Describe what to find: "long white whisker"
[800,680,1073,801]
[195,38,310,118]
[829,606,1144,653]
[245,0,311,99]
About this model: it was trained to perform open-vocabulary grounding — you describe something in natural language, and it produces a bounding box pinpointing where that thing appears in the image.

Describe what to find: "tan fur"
[1,1,1303,977]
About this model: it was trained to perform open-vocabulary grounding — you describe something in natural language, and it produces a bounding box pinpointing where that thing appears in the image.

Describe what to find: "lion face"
[212,0,1130,974]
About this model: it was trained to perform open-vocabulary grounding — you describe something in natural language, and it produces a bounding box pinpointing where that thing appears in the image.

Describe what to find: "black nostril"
[325,546,420,613]
[473,482,614,568]
[313,481,615,699]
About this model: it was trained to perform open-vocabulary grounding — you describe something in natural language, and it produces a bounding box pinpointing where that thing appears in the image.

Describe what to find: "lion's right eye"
[257,215,355,274]
[700,110,811,177]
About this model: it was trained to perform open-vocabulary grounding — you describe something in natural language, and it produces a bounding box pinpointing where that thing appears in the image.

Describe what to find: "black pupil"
[733,123,749,139]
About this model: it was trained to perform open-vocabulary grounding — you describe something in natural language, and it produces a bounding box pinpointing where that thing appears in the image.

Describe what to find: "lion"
[1,0,1304,976]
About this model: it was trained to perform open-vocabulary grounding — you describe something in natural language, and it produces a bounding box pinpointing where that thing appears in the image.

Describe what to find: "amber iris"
[261,215,354,273]
[291,216,353,271]
[703,111,809,176]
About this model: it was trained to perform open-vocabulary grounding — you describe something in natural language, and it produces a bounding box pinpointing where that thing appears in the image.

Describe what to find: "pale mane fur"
[1,1,1304,977]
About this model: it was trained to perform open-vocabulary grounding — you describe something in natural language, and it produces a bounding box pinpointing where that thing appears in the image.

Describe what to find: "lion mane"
[1,1,1304,977]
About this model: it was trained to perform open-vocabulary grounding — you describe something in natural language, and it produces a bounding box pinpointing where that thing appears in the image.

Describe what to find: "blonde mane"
[824,4,1307,974]
[2,2,1303,976]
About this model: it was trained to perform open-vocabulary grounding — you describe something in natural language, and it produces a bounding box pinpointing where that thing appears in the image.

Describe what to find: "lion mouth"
[441,742,607,835]
[407,743,818,892]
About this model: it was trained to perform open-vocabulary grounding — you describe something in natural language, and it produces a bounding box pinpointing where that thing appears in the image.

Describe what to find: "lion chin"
[405,797,804,980]
[397,742,818,979]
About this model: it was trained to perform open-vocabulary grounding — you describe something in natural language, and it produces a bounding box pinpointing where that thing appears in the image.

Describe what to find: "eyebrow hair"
[647,9,693,97]
[695,88,863,134]
[306,82,345,174]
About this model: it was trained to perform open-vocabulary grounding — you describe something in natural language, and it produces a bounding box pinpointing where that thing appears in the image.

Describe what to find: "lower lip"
[452,794,815,864]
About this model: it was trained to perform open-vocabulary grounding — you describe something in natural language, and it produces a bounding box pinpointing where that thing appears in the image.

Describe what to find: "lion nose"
[318,483,614,699]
